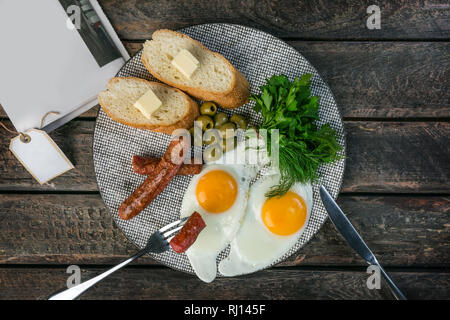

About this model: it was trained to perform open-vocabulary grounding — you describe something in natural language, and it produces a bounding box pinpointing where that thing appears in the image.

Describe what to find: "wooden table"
[0,1,449,300]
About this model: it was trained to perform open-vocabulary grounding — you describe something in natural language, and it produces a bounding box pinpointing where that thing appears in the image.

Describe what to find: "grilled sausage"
[118,138,186,220]
[170,211,206,253]
[132,155,202,176]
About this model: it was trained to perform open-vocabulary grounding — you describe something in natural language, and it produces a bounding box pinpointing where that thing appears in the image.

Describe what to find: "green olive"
[203,136,218,145]
[195,115,214,131]
[214,112,228,128]
[200,101,217,116]
[188,126,195,137]
[203,145,222,163]
[245,125,258,138]
[230,114,248,130]
[203,129,221,145]
[222,136,237,152]
[189,125,203,144]
[218,122,236,139]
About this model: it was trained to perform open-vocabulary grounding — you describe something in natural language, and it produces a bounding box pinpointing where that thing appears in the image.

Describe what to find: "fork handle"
[48,248,148,300]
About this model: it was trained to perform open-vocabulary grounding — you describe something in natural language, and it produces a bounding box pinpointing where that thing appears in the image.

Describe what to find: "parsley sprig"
[250,74,343,197]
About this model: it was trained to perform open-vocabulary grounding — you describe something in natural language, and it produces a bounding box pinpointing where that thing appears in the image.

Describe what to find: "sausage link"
[132,155,202,176]
[119,139,185,220]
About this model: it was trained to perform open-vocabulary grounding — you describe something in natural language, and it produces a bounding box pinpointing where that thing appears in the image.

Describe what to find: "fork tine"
[162,225,183,239]
[159,216,188,233]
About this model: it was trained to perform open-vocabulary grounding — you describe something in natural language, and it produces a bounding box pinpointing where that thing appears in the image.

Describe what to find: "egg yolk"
[196,170,238,213]
[261,191,307,236]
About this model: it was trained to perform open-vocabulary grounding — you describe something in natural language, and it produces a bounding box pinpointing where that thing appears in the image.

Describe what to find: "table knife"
[319,185,407,300]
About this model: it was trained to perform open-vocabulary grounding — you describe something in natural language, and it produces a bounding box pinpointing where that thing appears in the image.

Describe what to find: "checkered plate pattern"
[93,24,346,275]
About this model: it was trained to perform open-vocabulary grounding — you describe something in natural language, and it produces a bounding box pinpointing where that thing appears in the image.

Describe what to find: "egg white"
[179,141,265,282]
[218,174,313,276]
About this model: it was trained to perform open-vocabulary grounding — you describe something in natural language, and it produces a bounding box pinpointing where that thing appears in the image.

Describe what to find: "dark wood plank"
[2,42,448,119]
[0,267,448,300]
[0,193,145,265]
[0,194,448,267]
[1,120,448,192]
[344,121,450,193]
[293,41,450,119]
[98,0,450,40]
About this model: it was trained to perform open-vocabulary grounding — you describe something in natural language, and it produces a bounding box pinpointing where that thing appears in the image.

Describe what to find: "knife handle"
[377,264,407,300]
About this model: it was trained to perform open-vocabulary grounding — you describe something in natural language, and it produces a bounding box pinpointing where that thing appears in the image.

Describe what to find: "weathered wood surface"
[344,121,449,193]
[3,41,448,119]
[97,0,450,40]
[1,120,449,192]
[1,0,449,300]
[0,267,448,300]
[0,193,448,267]
[294,41,450,119]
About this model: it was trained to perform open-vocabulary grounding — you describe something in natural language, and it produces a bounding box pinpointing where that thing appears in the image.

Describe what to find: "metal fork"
[48,217,188,300]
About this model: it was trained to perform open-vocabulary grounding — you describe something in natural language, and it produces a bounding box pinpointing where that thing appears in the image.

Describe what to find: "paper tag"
[9,129,74,184]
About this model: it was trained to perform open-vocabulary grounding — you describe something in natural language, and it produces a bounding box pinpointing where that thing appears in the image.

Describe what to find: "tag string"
[0,111,60,143]
[40,111,60,129]
[0,121,31,143]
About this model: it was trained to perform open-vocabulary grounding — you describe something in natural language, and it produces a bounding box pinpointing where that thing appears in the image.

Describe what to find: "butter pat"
[171,49,199,78]
[133,89,162,119]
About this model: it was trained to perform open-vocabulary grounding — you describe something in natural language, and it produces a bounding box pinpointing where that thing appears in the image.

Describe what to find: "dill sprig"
[250,74,343,197]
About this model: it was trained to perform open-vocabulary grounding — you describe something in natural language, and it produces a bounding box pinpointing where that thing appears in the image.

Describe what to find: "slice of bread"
[141,29,250,109]
[98,77,199,134]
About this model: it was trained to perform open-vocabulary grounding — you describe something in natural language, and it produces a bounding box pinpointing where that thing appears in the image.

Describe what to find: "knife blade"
[319,185,378,265]
[319,185,407,300]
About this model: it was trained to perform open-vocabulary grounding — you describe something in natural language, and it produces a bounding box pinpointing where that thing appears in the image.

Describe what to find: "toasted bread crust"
[98,77,199,135]
[142,29,250,109]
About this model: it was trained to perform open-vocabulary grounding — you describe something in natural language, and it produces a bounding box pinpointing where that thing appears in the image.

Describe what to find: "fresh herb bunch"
[250,74,343,197]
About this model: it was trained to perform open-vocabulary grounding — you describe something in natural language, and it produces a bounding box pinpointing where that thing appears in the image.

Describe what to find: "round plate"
[93,24,346,276]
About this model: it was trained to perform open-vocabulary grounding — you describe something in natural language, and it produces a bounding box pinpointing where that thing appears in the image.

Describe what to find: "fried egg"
[180,140,267,282]
[218,174,312,276]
